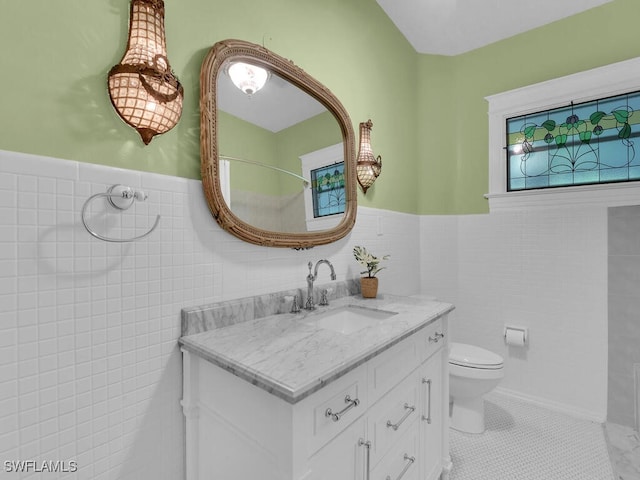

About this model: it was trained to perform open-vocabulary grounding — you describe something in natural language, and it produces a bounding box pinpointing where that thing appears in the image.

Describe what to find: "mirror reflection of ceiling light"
[227,62,269,95]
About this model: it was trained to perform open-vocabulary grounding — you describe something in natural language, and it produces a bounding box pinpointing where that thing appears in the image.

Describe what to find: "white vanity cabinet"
[420,351,444,480]
[181,306,450,480]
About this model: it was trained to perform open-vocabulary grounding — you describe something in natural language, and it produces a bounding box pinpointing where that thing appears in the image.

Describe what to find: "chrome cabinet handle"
[422,378,432,424]
[428,332,444,343]
[385,454,415,480]
[325,395,360,422]
[386,403,416,431]
[358,438,371,480]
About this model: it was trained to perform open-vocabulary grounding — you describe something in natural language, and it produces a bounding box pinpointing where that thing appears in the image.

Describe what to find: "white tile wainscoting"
[0,148,616,478]
[608,205,640,431]
[421,206,609,423]
[0,150,420,479]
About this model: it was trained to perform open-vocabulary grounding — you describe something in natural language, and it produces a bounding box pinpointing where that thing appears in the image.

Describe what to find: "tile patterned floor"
[449,392,616,480]
[605,422,640,480]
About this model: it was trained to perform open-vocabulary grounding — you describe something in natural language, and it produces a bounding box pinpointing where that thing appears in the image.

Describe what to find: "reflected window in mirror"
[301,143,344,231]
[311,162,345,218]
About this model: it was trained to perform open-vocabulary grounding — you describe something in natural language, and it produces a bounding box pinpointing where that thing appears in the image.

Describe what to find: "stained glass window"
[310,162,345,218]
[506,90,640,191]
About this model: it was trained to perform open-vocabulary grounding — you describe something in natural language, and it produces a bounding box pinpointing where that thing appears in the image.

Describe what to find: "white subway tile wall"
[421,207,609,421]
[608,205,640,429]
[0,150,420,479]
[0,150,612,477]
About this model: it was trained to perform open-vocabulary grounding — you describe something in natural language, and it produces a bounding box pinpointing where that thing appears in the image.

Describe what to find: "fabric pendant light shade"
[108,0,183,145]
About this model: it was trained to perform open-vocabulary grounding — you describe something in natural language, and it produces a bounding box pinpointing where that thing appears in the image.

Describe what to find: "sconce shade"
[227,62,269,95]
[108,0,183,145]
[356,119,382,194]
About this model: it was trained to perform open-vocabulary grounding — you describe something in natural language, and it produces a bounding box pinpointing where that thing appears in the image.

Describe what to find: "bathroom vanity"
[180,292,453,480]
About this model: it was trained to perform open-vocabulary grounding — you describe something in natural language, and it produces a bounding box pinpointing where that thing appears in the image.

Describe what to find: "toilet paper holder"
[503,325,528,346]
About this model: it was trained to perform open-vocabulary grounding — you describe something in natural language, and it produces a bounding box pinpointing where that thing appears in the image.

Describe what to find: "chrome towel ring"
[81,184,161,242]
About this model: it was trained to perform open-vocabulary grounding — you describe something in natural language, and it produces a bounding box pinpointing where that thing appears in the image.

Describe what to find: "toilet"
[449,342,504,434]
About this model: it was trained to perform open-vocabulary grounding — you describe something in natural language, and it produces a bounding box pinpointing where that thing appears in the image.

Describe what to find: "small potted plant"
[353,246,389,298]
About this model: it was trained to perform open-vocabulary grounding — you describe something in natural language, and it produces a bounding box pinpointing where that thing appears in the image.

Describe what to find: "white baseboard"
[494,387,606,423]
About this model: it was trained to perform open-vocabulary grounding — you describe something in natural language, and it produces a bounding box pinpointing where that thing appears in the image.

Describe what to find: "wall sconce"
[356,119,382,194]
[108,0,183,145]
[227,62,270,95]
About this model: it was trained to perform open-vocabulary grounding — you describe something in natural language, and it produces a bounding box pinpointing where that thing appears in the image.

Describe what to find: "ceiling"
[217,69,326,133]
[220,0,615,132]
[375,0,614,56]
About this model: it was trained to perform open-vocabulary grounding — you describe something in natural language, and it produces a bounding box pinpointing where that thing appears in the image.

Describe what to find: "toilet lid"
[449,342,504,369]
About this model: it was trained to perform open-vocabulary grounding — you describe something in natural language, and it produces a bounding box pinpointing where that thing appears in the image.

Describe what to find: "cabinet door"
[370,421,420,480]
[303,365,368,457]
[367,370,420,468]
[420,353,443,480]
[368,333,420,404]
[306,417,366,480]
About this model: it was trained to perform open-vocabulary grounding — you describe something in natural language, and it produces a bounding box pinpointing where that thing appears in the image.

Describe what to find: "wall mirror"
[200,39,357,248]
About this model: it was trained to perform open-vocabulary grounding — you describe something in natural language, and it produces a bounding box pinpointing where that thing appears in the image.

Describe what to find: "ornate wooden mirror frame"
[200,39,357,248]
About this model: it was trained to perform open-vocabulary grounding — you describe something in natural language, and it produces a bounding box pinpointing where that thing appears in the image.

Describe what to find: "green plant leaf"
[524,125,536,139]
[590,111,606,125]
[619,123,631,139]
[541,120,556,132]
[613,110,630,123]
[579,131,592,143]
[353,246,388,277]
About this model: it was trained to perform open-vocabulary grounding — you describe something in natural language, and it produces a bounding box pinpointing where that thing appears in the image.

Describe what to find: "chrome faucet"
[305,259,336,310]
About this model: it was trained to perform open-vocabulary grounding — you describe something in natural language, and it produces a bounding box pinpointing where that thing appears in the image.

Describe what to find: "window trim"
[486,56,640,211]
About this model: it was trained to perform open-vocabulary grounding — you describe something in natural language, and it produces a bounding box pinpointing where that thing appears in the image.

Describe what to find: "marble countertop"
[179,294,454,404]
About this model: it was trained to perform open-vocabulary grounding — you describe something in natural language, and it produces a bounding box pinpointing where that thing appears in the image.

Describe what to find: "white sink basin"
[307,305,398,334]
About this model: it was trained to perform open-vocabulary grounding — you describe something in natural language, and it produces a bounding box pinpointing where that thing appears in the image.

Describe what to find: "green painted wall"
[276,111,342,195]
[219,110,341,195]
[1,0,640,215]
[417,0,640,214]
[0,0,417,211]
[218,111,279,194]
[417,54,456,214]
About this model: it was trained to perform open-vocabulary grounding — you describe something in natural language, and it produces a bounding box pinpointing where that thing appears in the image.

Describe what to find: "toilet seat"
[449,342,503,370]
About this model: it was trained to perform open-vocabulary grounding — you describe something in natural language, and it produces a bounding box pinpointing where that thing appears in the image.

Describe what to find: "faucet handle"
[291,295,301,313]
[305,296,315,310]
[319,289,329,306]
